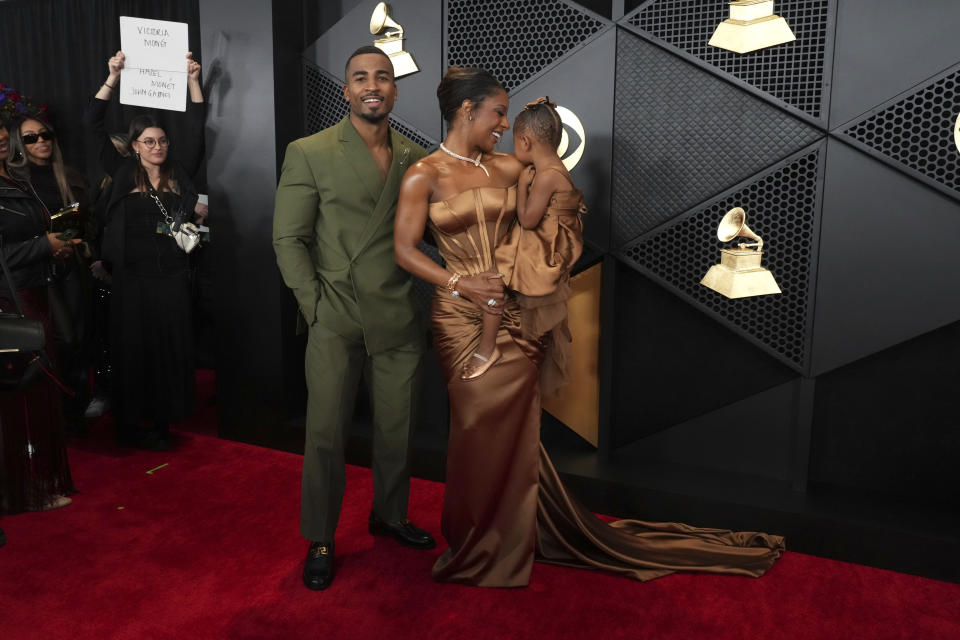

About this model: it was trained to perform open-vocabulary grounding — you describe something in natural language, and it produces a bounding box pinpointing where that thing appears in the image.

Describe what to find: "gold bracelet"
[444,273,461,290]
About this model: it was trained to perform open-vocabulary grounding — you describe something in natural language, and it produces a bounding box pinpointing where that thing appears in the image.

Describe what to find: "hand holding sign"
[109,51,125,76]
[119,16,190,112]
[187,53,201,82]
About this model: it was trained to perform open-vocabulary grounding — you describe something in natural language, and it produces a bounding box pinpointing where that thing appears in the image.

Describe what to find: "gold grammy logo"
[556,106,586,171]
[709,0,796,54]
[370,2,419,78]
[701,207,781,298]
[954,111,960,154]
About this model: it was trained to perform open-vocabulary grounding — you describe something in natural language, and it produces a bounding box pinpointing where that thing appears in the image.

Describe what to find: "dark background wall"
[3,0,957,582]
[293,0,960,583]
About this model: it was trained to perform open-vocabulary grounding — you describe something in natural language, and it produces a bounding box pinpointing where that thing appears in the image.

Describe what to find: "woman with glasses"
[0,124,78,513]
[7,117,93,436]
[83,50,205,449]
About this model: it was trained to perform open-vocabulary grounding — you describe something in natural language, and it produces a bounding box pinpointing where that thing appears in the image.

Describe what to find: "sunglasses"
[22,131,54,144]
[136,137,170,149]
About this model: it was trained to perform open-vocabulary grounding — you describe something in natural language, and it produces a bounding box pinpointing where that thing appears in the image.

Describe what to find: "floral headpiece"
[0,84,49,126]
[524,96,557,110]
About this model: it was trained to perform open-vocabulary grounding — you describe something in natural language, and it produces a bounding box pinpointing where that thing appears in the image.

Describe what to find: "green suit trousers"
[300,322,422,542]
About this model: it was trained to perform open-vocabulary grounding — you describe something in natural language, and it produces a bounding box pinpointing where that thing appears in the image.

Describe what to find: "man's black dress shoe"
[302,541,335,590]
[368,511,436,549]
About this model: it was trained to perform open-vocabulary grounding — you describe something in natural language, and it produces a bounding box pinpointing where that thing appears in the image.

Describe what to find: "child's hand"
[519,165,536,188]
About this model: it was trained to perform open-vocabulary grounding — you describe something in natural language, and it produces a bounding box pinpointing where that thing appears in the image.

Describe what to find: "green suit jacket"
[273,116,427,354]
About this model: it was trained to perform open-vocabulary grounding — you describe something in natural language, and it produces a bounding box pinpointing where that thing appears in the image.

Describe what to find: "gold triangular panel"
[542,263,603,447]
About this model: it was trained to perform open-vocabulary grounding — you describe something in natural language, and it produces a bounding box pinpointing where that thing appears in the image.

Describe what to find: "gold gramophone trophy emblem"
[370,2,419,78]
[709,0,796,54]
[700,207,781,298]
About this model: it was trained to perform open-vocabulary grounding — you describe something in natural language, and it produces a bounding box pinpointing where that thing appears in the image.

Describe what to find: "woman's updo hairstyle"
[513,96,563,149]
[436,66,505,124]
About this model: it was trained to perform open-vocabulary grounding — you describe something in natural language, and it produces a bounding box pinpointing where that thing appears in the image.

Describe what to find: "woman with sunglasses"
[7,119,86,216]
[0,124,78,513]
[83,50,205,449]
[7,118,93,436]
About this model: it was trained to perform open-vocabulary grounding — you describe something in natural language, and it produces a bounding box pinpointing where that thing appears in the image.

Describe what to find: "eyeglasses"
[136,137,170,149]
[22,131,54,144]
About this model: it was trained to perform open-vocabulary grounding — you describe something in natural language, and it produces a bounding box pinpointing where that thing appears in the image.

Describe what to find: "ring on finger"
[487,298,497,307]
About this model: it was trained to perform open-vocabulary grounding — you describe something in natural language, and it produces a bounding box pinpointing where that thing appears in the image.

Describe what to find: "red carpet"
[2,385,959,639]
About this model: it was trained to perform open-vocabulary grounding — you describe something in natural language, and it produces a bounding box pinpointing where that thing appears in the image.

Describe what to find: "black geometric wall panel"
[610,266,798,448]
[811,140,960,376]
[304,61,349,136]
[829,0,960,129]
[303,61,437,150]
[625,0,831,121]
[445,0,608,92]
[628,380,798,482]
[612,31,822,247]
[620,143,824,371]
[838,65,960,202]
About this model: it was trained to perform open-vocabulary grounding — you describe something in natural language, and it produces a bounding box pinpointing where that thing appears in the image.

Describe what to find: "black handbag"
[0,236,47,391]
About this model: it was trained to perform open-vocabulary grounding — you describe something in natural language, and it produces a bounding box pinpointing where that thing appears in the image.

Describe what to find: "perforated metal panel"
[625,0,831,120]
[620,144,824,370]
[840,66,960,200]
[304,61,349,134]
[611,31,822,247]
[303,61,437,149]
[445,0,607,91]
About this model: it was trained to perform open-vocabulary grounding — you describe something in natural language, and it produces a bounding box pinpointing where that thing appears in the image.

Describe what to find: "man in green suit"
[273,46,434,591]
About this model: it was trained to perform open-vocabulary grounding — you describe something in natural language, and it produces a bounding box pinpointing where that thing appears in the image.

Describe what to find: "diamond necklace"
[439,142,490,177]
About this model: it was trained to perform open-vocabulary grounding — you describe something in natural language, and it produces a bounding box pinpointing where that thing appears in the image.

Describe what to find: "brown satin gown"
[428,186,785,587]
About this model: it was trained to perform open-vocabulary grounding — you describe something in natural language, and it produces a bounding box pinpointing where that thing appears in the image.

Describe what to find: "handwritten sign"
[119,16,189,112]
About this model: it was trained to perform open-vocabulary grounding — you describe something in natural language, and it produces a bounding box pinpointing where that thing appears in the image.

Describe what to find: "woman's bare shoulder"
[487,152,524,181]
[402,154,443,185]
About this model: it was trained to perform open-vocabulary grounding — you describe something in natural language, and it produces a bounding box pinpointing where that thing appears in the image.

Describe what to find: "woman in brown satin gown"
[394,67,785,588]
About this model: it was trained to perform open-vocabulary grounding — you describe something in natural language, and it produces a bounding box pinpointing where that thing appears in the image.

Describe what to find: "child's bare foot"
[461,346,501,380]
[37,495,72,511]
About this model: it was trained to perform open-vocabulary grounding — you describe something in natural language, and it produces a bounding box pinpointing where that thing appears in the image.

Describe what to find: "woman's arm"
[394,164,504,311]
[94,50,122,101]
[178,52,207,177]
[0,220,79,274]
[83,51,125,177]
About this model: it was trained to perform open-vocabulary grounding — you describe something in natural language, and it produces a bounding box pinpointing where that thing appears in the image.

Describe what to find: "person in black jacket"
[83,50,205,449]
[0,124,79,513]
[7,116,93,435]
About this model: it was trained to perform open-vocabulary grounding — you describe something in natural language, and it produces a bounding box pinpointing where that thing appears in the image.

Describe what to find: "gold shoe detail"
[461,347,501,380]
